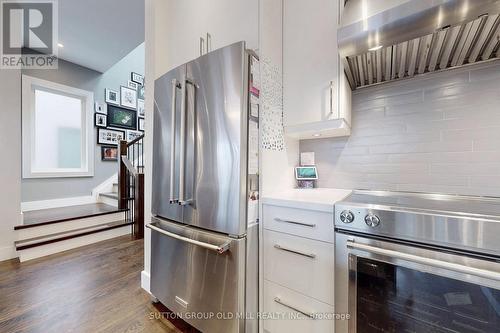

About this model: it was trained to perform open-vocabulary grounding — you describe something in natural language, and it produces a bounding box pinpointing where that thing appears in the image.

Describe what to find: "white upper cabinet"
[161,0,258,73]
[283,0,352,139]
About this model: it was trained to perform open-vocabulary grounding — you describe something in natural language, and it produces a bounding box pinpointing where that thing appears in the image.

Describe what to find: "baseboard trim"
[21,196,96,212]
[141,270,151,293]
[0,245,17,262]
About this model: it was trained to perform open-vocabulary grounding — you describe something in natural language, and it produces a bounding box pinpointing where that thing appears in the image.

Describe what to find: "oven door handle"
[347,240,500,281]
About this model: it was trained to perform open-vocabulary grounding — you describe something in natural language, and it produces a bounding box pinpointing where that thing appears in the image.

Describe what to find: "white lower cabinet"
[264,229,335,305]
[262,203,335,333]
[263,280,335,333]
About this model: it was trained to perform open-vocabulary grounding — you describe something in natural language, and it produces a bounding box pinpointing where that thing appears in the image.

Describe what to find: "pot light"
[57,43,64,48]
[313,133,322,138]
[368,45,383,51]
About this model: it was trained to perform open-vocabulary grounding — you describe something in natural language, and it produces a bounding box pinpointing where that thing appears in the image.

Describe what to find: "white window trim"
[22,75,94,178]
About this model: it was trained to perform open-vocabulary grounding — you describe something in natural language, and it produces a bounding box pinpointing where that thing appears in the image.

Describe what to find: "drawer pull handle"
[274,244,316,259]
[274,218,316,228]
[274,297,315,319]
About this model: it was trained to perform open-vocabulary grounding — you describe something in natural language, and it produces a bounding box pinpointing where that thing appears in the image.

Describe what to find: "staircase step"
[18,203,127,230]
[100,192,119,200]
[16,221,133,262]
[15,220,133,251]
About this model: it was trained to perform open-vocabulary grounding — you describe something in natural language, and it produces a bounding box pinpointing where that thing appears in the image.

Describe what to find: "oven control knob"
[340,210,355,224]
[365,214,380,228]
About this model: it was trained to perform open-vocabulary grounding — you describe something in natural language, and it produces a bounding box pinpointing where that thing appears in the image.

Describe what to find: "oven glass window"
[357,257,500,333]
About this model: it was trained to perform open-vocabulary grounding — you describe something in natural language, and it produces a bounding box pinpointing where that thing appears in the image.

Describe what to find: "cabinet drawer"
[263,280,334,333]
[263,204,334,243]
[264,230,334,305]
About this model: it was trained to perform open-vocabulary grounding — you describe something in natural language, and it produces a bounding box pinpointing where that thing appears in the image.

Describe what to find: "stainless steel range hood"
[339,0,500,89]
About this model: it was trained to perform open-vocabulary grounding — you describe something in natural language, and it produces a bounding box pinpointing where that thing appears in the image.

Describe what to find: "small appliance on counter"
[296,152,317,188]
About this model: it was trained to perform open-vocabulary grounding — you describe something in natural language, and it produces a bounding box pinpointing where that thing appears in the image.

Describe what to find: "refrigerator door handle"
[146,223,231,254]
[178,79,187,205]
[169,79,181,204]
[179,78,196,206]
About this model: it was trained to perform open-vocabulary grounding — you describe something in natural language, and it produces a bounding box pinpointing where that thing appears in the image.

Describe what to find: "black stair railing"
[118,134,145,239]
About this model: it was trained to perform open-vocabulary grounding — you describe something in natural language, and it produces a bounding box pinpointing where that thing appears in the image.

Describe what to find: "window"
[22,75,94,178]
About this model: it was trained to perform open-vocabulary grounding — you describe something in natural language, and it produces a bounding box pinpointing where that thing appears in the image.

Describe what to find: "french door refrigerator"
[148,41,259,333]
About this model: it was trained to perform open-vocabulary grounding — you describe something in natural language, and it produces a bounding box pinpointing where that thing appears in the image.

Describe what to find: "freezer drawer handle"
[274,244,316,259]
[274,217,316,228]
[146,224,231,254]
[347,240,500,281]
[274,297,315,319]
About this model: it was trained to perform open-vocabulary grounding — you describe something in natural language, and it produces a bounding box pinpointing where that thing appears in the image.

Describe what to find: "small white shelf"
[284,118,351,140]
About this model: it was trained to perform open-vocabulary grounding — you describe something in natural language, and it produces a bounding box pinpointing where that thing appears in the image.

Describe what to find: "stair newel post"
[134,173,144,239]
[118,140,128,210]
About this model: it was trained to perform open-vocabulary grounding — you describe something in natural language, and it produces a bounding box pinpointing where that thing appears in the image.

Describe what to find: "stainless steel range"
[334,190,500,333]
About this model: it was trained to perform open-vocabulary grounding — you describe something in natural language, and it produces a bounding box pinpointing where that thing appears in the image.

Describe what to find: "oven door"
[335,232,500,333]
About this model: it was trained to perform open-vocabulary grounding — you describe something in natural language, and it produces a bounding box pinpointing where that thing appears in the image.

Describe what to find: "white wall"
[142,0,156,292]
[0,68,22,261]
[301,61,500,196]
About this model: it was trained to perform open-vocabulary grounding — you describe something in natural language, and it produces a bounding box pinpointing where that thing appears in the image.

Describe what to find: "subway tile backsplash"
[300,61,500,197]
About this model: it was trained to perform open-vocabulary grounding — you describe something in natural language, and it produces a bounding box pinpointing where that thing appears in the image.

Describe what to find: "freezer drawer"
[149,217,247,333]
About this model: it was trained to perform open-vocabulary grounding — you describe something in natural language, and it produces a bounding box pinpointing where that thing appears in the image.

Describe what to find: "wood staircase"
[14,135,145,262]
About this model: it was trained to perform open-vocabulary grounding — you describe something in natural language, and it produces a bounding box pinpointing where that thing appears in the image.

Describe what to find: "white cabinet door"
[162,0,204,71]
[162,0,258,73]
[283,0,339,127]
[201,0,259,52]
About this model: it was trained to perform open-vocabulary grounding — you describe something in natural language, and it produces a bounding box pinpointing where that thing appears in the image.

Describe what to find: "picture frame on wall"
[137,99,145,117]
[107,104,137,130]
[95,101,107,114]
[138,117,144,131]
[131,72,144,85]
[138,85,145,100]
[120,86,137,109]
[95,113,107,128]
[105,88,119,105]
[101,146,118,161]
[97,128,125,145]
[127,80,139,90]
[127,130,142,142]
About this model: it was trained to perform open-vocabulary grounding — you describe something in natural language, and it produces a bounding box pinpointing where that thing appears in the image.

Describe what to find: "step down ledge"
[16,211,127,240]
[16,205,128,230]
[17,224,133,262]
[15,220,133,250]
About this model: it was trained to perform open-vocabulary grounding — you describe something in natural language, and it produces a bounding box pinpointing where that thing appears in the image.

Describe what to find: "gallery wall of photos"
[94,72,145,161]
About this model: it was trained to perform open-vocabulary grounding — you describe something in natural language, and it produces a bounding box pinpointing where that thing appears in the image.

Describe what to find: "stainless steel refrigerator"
[148,41,259,333]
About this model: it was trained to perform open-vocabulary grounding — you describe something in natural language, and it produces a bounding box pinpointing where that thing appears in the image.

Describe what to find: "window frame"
[22,75,94,178]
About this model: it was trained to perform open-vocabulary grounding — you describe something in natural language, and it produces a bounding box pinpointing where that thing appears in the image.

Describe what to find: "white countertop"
[262,188,352,213]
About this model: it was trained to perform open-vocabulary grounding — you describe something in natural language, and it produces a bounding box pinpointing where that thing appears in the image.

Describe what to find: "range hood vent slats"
[439,25,462,70]
[469,15,499,63]
[428,29,447,71]
[481,17,500,60]
[344,14,500,90]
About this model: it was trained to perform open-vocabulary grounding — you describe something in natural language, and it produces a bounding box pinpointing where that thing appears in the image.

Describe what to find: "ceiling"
[57,0,145,73]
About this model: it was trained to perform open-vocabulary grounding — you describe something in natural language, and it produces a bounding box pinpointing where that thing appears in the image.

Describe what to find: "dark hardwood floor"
[0,236,185,333]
